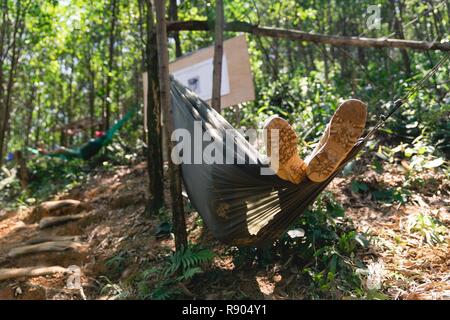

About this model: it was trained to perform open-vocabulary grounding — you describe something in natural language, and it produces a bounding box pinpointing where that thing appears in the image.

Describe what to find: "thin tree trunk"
[211,0,224,112]
[88,55,96,137]
[391,0,411,76]
[104,0,119,131]
[154,0,187,250]
[34,93,41,147]
[0,0,8,110]
[58,83,66,147]
[140,0,164,211]
[14,150,28,188]
[67,58,74,145]
[24,87,35,148]
[169,0,182,58]
[0,0,26,166]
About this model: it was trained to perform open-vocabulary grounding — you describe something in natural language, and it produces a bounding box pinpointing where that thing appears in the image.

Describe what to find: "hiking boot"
[305,99,367,182]
[264,115,307,184]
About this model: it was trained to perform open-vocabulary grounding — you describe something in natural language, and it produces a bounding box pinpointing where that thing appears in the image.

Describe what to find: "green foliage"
[368,131,447,198]
[164,245,214,279]
[98,276,131,300]
[351,179,410,204]
[407,213,448,246]
[230,192,376,299]
[105,251,129,279]
[290,193,369,298]
[136,244,214,300]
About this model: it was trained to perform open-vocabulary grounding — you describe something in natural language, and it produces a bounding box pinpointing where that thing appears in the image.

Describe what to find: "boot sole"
[264,116,306,184]
[306,99,367,182]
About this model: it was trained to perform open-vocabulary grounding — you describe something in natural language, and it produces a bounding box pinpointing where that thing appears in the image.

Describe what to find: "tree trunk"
[24,87,35,148]
[169,0,182,58]
[14,150,28,189]
[140,0,164,211]
[104,0,119,131]
[391,0,411,76]
[58,83,66,147]
[211,0,224,112]
[0,0,8,122]
[154,0,187,251]
[88,56,96,137]
[34,94,41,147]
[0,0,26,166]
[67,58,75,145]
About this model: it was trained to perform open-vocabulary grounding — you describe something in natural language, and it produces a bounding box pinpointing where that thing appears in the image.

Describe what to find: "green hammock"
[28,107,137,161]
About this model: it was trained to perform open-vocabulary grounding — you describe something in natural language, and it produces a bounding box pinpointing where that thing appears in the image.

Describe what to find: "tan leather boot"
[264,115,307,184]
[305,99,367,182]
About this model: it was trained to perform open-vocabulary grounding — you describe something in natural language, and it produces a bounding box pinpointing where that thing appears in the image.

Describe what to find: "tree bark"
[26,235,82,245]
[103,0,119,131]
[0,0,26,166]
[139,0,164,211]
[87,55,96,137]
[391,0,411,76]
[34,94,41,147]
[0,266,68,281]
[154,0,187,250]
[169,0,182,58]
[24,85,36,147]
[211,0,224,112]
[167,20,450,52]
[14,150,28,189]
[8,241,85,257]
[39,213,88,229]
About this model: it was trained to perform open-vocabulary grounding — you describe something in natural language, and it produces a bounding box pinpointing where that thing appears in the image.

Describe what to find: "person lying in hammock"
[264,99,367,184]
[37,131,107,160]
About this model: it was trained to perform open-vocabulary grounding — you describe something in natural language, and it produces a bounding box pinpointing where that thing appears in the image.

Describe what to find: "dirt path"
[0,160,448,299]
[0,162,168,299]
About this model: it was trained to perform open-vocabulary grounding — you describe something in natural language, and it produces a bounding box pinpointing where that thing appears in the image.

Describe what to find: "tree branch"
[167,20,450,52]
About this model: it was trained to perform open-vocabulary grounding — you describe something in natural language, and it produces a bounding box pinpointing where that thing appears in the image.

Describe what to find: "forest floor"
[0,155,449,300]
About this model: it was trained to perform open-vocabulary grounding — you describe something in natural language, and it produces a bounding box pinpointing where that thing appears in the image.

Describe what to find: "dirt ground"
[0,157,448,300]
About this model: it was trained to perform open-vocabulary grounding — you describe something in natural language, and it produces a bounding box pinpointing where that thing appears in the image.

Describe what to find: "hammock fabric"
[171,79,367,247]
[28,107,137,161]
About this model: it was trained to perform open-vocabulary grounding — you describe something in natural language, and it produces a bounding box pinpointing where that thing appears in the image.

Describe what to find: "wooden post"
[211,0,224,112]
[154,0,187,250]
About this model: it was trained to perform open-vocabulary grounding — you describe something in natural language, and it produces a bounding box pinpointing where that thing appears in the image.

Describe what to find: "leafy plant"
[136,244,214,300]
[98,276,130,300]
[407,213,448,245]
[230,192,375,299]
[351,179,410,204]
[105,251,129,278]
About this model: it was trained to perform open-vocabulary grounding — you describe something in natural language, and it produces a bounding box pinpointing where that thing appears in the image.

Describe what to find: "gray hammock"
[170,80,366,247]
[169,53,447,247]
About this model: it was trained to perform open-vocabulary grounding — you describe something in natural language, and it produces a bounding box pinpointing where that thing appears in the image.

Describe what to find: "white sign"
[172,54,230,101]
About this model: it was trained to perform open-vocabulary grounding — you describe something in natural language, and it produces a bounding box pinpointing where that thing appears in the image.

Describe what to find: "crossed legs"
[264,99,367,183]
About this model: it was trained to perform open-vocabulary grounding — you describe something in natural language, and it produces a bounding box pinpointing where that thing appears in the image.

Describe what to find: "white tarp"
[172,54,230,101]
